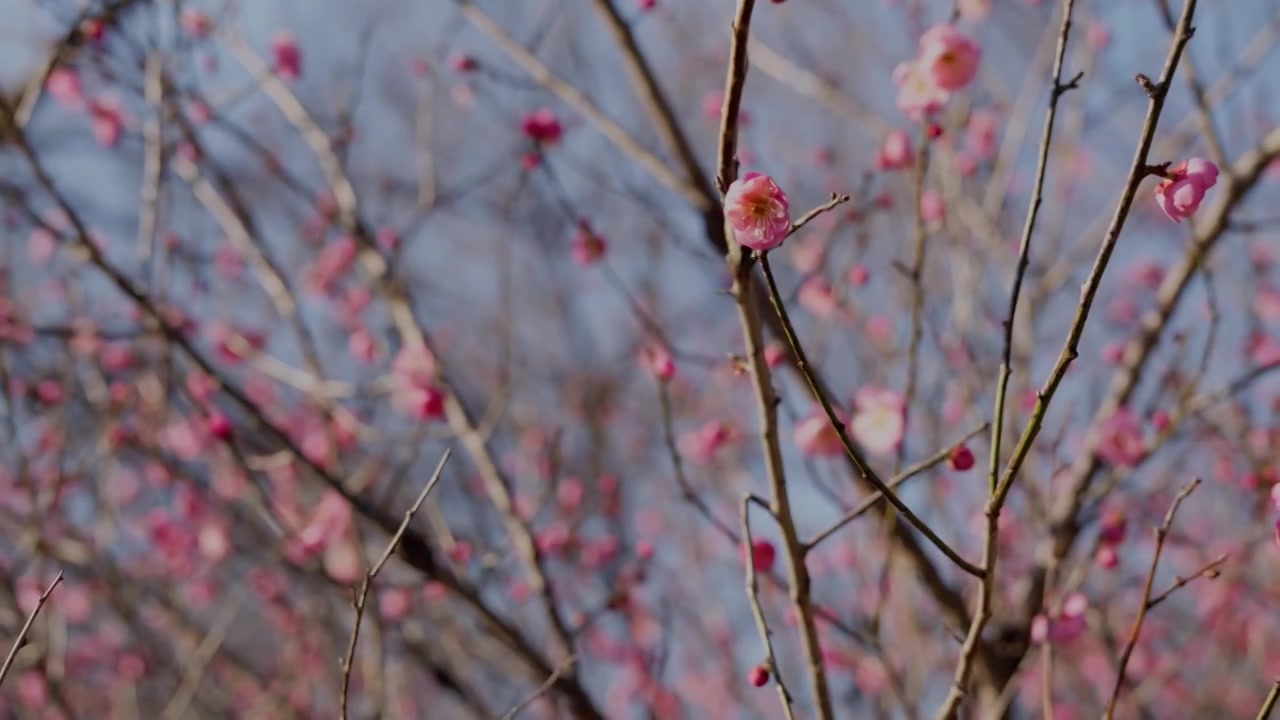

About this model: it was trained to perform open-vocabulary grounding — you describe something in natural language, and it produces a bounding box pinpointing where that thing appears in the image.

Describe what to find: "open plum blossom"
[918,24,982,90]
[724,172,791,251]
[893,61,950,120]
[851,387,906,457]
[1154,158,1219,222]
[894,24,981,120]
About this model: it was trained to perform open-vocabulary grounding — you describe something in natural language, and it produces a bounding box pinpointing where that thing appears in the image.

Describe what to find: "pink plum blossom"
[851,387,906,457]
[1154,157,1219,223]
[390,344,446,421]
[917,24,982,91]
[1030,592,1089,645]
[723,172,791,251]
[640,343,676,380]
[680,420,733,463]
[794,408,846,457]
[744,539,776,572]
[893,60,950,120]
[1096,407,1146,467]
[46,68,85,110]
[797,277,838,318]
[876,129,914,171]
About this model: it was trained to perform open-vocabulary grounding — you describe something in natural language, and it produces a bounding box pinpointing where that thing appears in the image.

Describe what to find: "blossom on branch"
[724,172,791,251]
[1155,157,1219,223]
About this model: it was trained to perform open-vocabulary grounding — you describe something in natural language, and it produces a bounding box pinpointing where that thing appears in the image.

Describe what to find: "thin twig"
[742,496,798,720]
[1145,554,1227,610]
[340,451,451,719]
[805,422,990,551]
[658,382,738,540]
[453,0,706,209]
[1103,478,1200,719]
[1258,679,1280,720]
[787,194,851,238]
[499,656,578,720]
[0,571,63,687]
[758,254,983,578]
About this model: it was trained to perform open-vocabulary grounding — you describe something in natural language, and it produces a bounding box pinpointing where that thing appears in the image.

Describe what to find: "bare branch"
[1104,478,1201,719]
[340,450,452,719]
[0,572,63,687]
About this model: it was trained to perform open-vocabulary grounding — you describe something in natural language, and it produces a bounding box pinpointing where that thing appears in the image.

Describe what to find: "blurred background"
[0,0,1278,717]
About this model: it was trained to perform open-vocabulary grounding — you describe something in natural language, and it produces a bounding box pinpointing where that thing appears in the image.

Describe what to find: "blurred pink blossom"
[1096,407,1146,467]
[521,108,563,145]
[918,24,982,91]
[272,31,302,82]
[851,387,906,457]
[794,408,846,457]
[876,129,914,170]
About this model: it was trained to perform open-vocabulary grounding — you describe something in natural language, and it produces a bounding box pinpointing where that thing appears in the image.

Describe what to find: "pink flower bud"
[271,31,302,82]
[950,445,975,471]
[640,344,676,380]
[1155,158,1219,223]
[744,539,777,573]
[521,108,563,145]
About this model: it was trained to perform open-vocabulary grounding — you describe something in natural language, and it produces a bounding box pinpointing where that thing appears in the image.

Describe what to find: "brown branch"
[586,0,719,206]
[1021,124,1280,647]
[1103,478,1200,719]
[715,1,833,716]
[0,150,602,719]
[741,496,798,720]
[456,0,974,652]
[500,656,578,720]
[340,451,452,719]
[805,423,990,551]
[758,254,983,578]
[1259,679,1280,720]
[1144,553,1226,611]
[0,571,63,687]
[658,382,738,541]
[788,194,851,238]
[952,1,1200,710]
[224,30,583,676]
[453,0,707,209]
[941,0,1101,712]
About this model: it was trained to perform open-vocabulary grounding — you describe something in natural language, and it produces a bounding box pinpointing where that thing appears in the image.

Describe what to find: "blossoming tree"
[0,0,1278,718]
